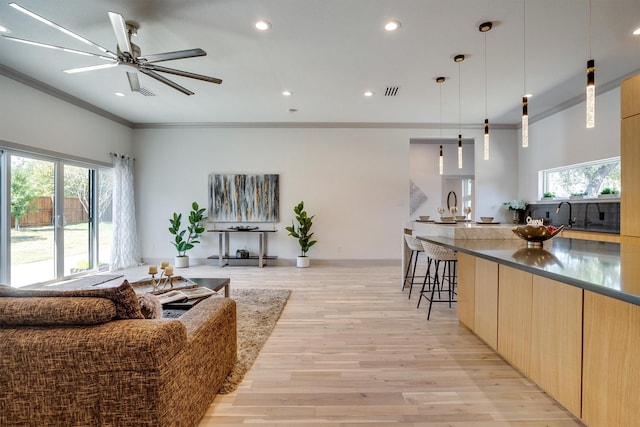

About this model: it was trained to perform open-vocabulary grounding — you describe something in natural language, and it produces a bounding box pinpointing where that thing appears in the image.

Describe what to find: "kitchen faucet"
[584,202,602,227]
[556,201,576,227]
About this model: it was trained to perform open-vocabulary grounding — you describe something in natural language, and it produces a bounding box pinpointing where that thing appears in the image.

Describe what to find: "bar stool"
[418,241,457,320]
[403,235,430,299]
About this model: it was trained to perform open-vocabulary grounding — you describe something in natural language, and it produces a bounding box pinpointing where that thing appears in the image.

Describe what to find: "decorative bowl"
[480,216,494,222]
[512,224,565,248]
[419,215,430,221]
[455,215,467,221]
[439,216,455,222]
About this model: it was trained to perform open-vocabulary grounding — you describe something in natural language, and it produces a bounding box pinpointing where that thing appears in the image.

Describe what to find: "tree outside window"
[542,157,620,199]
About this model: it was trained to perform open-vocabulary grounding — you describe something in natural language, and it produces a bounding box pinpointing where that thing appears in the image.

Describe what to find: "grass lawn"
[11,222,112,266]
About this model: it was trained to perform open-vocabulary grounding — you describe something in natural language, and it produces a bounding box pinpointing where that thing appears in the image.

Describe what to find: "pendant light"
[454,54,465,169]
[522,0,529,148]
[436,76,446,175]
[479,22,492,160]
[586,0,595,128]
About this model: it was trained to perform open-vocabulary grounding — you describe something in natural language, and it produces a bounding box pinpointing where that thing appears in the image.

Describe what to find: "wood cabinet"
[582,291,640,426]
[456,252,475,329]
[621,73,640,119]
[497,265,532,377]
[530,276,583,417]
[621,113,640,237]
[474,258,498,350]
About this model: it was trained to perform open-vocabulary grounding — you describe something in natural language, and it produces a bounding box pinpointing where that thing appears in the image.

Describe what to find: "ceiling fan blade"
[108,11,132,55]
[139,68,194,95]
[138,48,206,63]
[64,62,118,74]
[8,2,116,58]
[127,71,140,92]
[141,64,222,84]
[2,35,115,61]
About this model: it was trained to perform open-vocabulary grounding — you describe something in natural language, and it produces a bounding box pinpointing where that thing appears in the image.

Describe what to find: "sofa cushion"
[0,297,116,326]
[0,280,143,320]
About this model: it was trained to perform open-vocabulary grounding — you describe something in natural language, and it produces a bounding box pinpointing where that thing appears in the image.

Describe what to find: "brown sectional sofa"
[0,281,237,426]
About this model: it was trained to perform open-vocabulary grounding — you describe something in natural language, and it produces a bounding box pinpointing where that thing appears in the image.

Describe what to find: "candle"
[160,261,169,269]
[165,266,173,276]
[148,265,158,274]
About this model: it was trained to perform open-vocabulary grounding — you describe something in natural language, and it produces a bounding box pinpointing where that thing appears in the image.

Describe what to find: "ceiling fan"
[2,2,222,95]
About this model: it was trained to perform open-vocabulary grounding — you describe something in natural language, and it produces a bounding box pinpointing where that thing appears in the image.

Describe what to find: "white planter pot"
[296,256,310,268]
[175,256,189,268]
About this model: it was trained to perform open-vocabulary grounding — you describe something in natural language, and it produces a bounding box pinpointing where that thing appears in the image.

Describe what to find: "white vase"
[175,256,189,268]
[296,256,310,268]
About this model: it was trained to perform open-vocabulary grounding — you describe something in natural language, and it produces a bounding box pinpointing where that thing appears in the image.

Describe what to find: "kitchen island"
[415,234,640,427]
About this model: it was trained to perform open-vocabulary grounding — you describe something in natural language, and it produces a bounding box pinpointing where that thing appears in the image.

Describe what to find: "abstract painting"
[209,174,279,222]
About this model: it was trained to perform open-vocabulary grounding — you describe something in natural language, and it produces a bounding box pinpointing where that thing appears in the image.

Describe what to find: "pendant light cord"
[484,32,488,118]
[458,61,462,134]
[523,0,527,94]
[589,0,592,59]
[440,82,443,139]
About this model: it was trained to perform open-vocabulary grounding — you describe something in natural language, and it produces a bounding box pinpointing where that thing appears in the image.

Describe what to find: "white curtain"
[110,154,140,270]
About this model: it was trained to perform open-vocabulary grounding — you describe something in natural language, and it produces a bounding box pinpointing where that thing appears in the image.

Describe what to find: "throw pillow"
[138,293,162,319]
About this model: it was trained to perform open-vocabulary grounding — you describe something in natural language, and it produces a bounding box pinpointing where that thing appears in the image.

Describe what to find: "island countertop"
[415,235,640,306]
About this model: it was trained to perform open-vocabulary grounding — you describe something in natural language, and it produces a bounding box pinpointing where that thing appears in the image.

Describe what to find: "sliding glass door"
[9,155,56,286]
[2,150,112,287]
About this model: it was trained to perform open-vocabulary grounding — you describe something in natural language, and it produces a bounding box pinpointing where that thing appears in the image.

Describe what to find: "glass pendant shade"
[457,136,463,169]
[586,59,595,128]
[483,119,490,160]
[439,145,444,175]
[522,96,529,147]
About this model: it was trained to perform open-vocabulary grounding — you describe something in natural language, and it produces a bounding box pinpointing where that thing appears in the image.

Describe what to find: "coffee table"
[186,277,230,298]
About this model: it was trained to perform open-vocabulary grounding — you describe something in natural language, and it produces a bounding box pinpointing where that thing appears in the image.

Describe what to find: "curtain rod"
[109,152,135,160]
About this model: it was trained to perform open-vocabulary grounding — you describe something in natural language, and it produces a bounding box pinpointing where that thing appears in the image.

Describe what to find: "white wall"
[134,125,519,263]
[518,88,621,202]
[0,76,132,162]
[133,127,412,263]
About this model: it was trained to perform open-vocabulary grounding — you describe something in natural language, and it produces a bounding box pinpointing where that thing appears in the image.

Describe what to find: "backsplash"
[525,200,620,234]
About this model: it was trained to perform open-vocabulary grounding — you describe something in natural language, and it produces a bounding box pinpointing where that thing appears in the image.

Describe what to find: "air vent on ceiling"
[138,87,155,96]
[385,86,399,96]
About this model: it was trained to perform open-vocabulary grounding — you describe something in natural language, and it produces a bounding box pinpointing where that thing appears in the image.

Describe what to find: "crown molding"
[0,65,133,128]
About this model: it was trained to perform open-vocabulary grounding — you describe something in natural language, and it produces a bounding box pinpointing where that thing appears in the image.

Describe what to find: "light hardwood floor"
[125,262,584,426]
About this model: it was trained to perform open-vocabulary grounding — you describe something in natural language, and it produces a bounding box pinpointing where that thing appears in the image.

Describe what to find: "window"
[1,149,112,287]
[540,157,620,199]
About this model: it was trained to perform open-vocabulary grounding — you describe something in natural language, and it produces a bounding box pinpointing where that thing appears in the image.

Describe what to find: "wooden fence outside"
[11,196,88,228]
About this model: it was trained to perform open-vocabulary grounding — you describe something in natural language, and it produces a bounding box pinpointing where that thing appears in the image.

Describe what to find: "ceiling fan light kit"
[3,2,222,95]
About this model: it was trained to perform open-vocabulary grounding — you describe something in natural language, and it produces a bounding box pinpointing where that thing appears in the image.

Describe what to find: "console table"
[207,229,277,267]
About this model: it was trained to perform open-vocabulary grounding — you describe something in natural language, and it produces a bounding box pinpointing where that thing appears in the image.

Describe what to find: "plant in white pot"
[168,201,206,268]
[285,201,317,268]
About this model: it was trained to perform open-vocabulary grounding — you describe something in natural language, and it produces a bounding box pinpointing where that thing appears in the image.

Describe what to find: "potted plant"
[542,192,556,199]
[168,201,206,268]
[503,199,528,224]
[570,192,586,199]
[285,201,317,268]
[598,188,620,198]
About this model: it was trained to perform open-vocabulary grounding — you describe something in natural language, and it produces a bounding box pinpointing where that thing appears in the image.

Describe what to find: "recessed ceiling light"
[115,92,125,97]
[255,20,271,31]
[282,90,292,96]
[634,27,640,35]
[384,20,401,31]
[364,91,374,97]
[0,25,10,33]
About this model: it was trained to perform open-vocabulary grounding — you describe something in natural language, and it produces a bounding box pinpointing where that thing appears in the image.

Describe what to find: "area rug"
[164,288,291,394]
